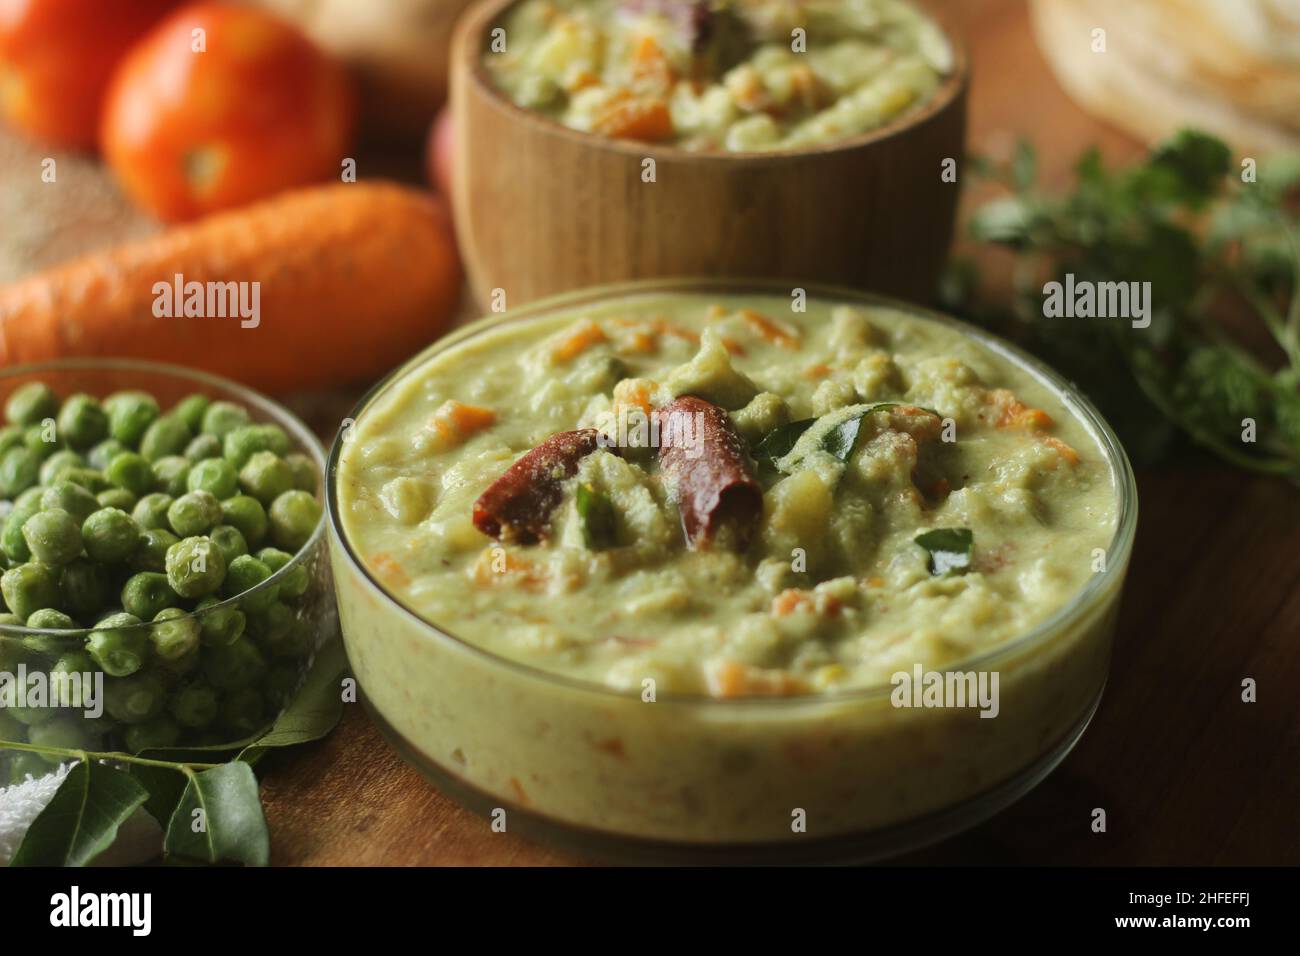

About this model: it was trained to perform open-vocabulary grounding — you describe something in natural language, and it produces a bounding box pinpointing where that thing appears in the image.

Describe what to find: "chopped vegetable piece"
[575,482,618,550]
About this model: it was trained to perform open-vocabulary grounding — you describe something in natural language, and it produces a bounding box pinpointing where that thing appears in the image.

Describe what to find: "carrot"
[592,96,674,142]
[803,363,833,379]
[431,400,496,446]
[0,182,461,393]
[771,588,842,618]
[551,318,608,363]
[1042,435,1080,465]
[470,546,545,591]
[613,378,655,416]
[740,308,801,349]
[368,552,411,588]
[704,659,809,698]
[985,388,1054,430]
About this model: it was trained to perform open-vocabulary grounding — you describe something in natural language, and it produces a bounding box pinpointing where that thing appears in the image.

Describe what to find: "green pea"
[170,682,218,729]
[22,508,83,565]
[282,452,318,493]
[25,608,78,631]
[237,451,293,505]
[167,489,222,536]
[81,508,139,564]
[1,499,40,562]
[131,492,174,531]
[52,465,110,493]
[194,594,245,647]
[86,438,128,470]
[96,488,137,512]
[201,400,250,439]
[56,393,108,450]
[6,702,56,725]
[129,527,179,574]
[27,716,97,757]
[219,495,267,547]
[268,490,322,552]
[150,607,200,665]
[105,391,160,445]
[222,554,277,611]
[247,601,297,655]
[38,449,85,486]
[103,670,166,723]
[219,686,265,735]
[23,423,58,458]
[165,535,226,599]
[105,451,154,497]
[175,394,212,433]
[150,455,191,496]
[139,415,192,462]
[5,382,59,427]
[223,423,290,469]
[202,636,266,691]
[58,559,110,619]
[49,650,96,708]
[87,612,147,677]
[121,571,179,620]
[209,525,248,566]
[40,480,99,526]
[0,446,41,498]
[186,457,238,499]
[124,716,181,753]
[256,546,309,599]
[1,563,60,621]
[183,432,222,461]
[0,425,24,455]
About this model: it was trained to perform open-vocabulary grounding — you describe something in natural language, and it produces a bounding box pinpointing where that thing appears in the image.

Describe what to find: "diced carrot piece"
[720,337,747,356]
[803,363,833,379]
[551,318,608,363]
[985,388,1054,430]
[653,317,699,344]
[613,378,655,415]
[630,35,675,93]
[368,552,410,588]
[430,399,496,448]
[471,546,545,592]
[704,659,809,698]
[740,308,801,349]
[1042,435,1080,465]
[770,588,842,617]
[592,96,674,142]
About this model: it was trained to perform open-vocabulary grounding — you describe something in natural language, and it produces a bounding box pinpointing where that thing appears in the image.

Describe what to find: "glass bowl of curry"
[326,279,1137,863]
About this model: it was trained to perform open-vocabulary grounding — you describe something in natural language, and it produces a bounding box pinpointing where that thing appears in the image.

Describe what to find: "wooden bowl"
[449,0,969,309]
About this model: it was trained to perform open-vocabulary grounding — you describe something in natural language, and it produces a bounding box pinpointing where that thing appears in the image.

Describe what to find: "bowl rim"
[0,357,328,642]
[327,277,1139,708]
[455,0,970,163]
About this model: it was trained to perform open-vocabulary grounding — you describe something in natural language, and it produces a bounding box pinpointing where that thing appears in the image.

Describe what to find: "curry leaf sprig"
[2,636,347,867]
[946,130,1300,477]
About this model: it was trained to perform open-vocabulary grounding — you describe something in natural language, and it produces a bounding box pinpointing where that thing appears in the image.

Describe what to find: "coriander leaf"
[164,761,268,867]
[11,760,148,867]
[914,528,974,576]
[575,483,618,551]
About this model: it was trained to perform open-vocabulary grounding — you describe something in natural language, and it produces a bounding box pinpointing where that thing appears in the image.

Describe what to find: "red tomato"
[100,2,356,221]
[0,0,179,148]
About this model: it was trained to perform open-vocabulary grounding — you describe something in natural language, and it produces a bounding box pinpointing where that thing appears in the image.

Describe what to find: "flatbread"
[1031,0,1300,153]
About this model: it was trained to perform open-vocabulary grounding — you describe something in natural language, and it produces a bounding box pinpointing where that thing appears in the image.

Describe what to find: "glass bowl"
[327,279,1138,864]
[0,360,334,784]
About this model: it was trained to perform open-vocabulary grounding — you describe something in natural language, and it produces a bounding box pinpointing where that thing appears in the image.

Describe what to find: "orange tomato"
[100,2,355,221]
[0,0,179,148]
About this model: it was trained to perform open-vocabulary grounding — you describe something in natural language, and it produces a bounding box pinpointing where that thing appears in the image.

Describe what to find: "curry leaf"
[753,418,815,464]
[915,528,974,576]
[10,760,148,867]
[164,761,268,867]
[575,483,618,551]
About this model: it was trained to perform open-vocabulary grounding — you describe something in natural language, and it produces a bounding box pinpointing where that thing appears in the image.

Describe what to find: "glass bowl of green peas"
[0,360,335,783]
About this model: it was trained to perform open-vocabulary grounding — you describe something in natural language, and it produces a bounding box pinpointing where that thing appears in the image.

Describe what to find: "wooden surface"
[451,0,968,307]
[254,0,1300,866]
